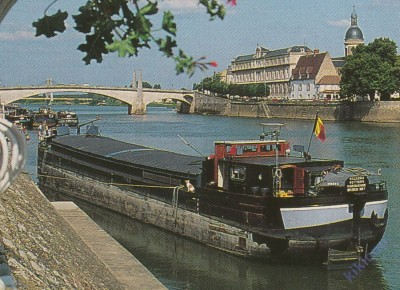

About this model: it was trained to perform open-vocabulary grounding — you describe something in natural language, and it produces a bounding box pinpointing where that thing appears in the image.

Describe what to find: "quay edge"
[190,92,400,122]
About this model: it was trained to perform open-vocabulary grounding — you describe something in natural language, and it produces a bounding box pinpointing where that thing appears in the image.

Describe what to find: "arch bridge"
[0,84,195,115]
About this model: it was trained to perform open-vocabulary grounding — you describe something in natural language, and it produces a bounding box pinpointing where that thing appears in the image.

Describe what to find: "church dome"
[345,26,364,41]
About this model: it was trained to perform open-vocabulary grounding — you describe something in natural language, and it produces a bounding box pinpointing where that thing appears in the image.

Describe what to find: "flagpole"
[307,112,319,155]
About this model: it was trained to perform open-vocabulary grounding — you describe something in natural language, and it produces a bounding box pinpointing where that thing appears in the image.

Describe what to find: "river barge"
[4,104,34,129]
[56,110,79,127]
[37,123,388,264]
[32,107,57,128]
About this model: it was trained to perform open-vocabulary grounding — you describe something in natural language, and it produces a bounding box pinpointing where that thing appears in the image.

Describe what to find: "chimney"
[314,49,320,55]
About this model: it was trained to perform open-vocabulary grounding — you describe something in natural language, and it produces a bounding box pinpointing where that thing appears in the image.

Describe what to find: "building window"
[307,84,310,91]
[291,84,294,92]
[299,84,302,91]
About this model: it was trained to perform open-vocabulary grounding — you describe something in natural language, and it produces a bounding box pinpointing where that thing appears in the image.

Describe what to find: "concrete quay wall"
[193,92,230,115]
[192,93,400,122]
[263,102,348,121]
[351,101,400,122]
[1,173,165,289]
[0,173,124,289]
[193,93,347,120]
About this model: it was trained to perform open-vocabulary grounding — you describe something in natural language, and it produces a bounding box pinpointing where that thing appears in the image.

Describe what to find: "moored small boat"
[32,107,57,128]
[4,104,34,129]
[56,110,79,127]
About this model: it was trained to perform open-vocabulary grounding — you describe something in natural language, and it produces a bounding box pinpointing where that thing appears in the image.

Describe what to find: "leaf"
[33,10,68,38]
[78,34,109,64]
[140,1,158,16]
[162,11,176,36]
[198,0,226,20]
[156,36,177,57]
[73,4,97,33]
[106,38,138,57]
[134,14,153,34]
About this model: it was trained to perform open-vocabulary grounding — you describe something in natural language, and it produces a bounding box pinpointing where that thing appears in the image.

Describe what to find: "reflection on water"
[74,199,388,290]
[25,105,399,289]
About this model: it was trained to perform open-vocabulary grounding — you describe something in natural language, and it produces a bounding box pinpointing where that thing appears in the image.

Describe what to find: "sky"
[0,0,399,89]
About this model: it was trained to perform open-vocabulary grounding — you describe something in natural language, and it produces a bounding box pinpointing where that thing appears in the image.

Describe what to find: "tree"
[197,74,270,99]
[228,83,269,98]
[340,38,400,100]
[33,0,236,76]
[142,81,152,88]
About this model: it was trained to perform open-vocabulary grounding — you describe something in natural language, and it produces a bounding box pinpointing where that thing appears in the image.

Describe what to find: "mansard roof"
[233,45,311,63]
[234,54,254,62]
[291,52,327,80]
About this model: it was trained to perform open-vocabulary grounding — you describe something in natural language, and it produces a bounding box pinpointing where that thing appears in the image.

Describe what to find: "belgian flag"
[313,114,326,142]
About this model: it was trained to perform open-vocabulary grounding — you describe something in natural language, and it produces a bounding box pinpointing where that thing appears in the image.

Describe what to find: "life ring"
[275,168,283,179]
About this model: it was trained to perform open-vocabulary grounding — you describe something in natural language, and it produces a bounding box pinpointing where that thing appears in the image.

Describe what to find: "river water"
[25,105,398,289]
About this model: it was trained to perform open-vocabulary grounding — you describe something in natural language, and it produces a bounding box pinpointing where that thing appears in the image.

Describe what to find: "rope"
[0,119,27,194]
[36,173,178,189]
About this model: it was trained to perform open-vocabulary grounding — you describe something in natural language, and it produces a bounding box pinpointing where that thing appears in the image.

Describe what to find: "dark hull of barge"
[37,135,388,264]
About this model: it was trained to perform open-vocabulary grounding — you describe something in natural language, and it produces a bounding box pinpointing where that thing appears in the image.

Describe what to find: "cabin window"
[230,166,246,181]
[242,145,257,153]
[260,144,280,152]
[260,145,272,152]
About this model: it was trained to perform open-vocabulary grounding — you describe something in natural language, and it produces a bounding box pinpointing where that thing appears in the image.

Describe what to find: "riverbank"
[0,173,164,289]
[192,92,400,122]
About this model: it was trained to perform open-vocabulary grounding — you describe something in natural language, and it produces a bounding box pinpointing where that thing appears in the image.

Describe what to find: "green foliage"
[33,10,68,37]
[340,38,400,100]
[162,11,176,36]
[142,81,152,88]
[33,0,231,75]
[197,75,270,99]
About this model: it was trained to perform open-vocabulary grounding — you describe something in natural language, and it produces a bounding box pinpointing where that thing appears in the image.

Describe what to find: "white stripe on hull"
[280,204,352,230]
[361,200,387,219]
[281,200,387,230]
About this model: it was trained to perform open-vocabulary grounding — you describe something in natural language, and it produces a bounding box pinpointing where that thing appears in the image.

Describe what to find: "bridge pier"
[130,70,146,115]
[129,102,146,115]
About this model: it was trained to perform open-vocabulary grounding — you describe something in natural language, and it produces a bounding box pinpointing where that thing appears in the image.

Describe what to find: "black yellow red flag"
[314,116,326,142]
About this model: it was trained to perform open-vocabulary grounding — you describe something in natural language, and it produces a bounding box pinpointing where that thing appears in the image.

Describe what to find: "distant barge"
[37,124,388,264]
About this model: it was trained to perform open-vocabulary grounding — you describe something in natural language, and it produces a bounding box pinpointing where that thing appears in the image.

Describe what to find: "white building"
[290,51,340,100]
[227,45,311,98]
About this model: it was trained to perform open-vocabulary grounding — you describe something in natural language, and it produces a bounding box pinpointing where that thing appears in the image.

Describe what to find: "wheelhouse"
[212,138,346,196]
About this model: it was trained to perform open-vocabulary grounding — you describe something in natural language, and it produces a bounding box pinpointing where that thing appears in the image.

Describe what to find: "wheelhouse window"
[242,145,257,153]
[261,144,280,152]
[230,166,246,181]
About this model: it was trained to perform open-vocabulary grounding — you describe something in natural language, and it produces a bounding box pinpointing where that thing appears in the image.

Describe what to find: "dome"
[345,26,364,41]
